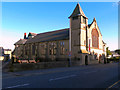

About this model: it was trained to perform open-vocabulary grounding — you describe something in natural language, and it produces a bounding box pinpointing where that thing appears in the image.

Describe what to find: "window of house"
[25,46,27,55]
[49,48,52,55]
[63,42,64,46]
[53,48,56,55]
[53,43,57,55]
[72,16,78,20]
[60,42,65,55]
[84,40,86,45]
[32,44,35,55]
[49,43,53,55]
[83,17,86,24]
[41,43,46,55]
[60,42,62,46]
[49,42,57,55]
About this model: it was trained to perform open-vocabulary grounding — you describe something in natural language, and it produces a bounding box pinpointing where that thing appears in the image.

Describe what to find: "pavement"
[2,62,109,78]
[2,62,120,89]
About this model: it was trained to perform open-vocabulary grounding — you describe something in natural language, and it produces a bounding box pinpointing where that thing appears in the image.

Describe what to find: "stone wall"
[10,59,100,72]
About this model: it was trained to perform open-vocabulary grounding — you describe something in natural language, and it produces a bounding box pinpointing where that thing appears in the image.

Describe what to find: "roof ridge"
[37,28,69,35]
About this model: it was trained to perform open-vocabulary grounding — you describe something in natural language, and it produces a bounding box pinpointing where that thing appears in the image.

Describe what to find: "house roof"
[28,32,37,37]
[69,3,87,18]
[26,28,69,44]
[14,39,27,45]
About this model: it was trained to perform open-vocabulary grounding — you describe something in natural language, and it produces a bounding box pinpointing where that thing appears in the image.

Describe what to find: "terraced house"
[13,3,106,64]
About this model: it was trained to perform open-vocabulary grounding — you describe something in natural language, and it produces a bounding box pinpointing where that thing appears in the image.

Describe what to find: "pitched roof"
[4,49,12,51]
[102,40,106,44]
[88,17,102,36]
[14,39,27,45]
[88,17,96,28]
[88,24,92,28]
[69,3,87,18]
[28,32,37,37]
[26,28,69,44]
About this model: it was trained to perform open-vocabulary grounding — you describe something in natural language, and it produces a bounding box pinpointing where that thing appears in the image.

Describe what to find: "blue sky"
[1,2,118,51]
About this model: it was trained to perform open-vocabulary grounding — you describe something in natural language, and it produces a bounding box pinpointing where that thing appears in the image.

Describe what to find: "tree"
[115,49,120,55]
[106,47,112,57]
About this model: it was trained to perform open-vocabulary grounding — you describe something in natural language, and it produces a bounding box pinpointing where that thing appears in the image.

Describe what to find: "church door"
[85,55,88,65]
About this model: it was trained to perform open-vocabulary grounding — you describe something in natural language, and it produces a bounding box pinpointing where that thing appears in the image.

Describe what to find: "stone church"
[13,3,106,64]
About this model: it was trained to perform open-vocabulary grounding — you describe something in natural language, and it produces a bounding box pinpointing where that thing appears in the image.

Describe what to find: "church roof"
[88,18,96,28]
[88,17,102,36]
[102,40,106,45]
[26,28,69,44]
[14,39,27,45]
[28,32,37,37]
[69,3,87,18]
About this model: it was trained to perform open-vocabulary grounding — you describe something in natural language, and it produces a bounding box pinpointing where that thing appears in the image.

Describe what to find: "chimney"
[24,33,26,39]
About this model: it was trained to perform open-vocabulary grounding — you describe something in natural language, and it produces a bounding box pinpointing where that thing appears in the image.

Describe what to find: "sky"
[0,2,118,51]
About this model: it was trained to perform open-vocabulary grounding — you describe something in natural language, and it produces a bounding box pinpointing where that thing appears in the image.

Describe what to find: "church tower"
[69,3,88,58]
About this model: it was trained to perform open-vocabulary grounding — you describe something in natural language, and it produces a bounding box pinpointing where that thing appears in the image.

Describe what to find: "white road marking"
[49,75,76,81]
[84,70,98,74]
[107,80,120,89]
[5,83,29,88]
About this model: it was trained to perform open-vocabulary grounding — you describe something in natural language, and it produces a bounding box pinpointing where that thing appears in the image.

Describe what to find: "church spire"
[93,17,96,22]
[69,3,87,18]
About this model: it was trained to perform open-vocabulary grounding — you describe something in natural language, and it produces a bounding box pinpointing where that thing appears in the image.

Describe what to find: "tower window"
[32,44,35,55]
[72,16,78,20]
[83,17,86,24]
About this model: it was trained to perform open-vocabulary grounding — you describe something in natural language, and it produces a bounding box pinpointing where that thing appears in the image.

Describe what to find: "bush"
[108,56,120,62]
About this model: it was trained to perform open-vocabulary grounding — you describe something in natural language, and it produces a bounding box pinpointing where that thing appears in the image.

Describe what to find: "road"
[2,62,120,89]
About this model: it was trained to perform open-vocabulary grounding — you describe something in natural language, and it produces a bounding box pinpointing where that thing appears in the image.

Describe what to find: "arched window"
[92,28,99,48]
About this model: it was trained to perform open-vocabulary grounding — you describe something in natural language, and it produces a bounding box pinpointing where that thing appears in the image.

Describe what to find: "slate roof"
[69,3,87,18]
[88,24,92,28]
[14,39,27,45]
[102,40,106,45]
[88,18,96,28]
[26,28,69,44]
[28,32,37,37]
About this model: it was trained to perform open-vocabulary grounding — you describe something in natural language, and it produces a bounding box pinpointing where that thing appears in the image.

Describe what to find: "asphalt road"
[2,62,120,89]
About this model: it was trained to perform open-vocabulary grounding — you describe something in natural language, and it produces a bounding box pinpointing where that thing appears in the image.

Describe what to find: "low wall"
[10,60,85,72]
[89,60,99,64]
[9,59,100,72]
[11,61,68,72]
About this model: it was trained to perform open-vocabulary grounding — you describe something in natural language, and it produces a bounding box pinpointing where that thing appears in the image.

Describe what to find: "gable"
[88,20,102,36]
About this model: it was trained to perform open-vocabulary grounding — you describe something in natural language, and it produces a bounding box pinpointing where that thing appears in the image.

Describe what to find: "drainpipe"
[69,18,72,67]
